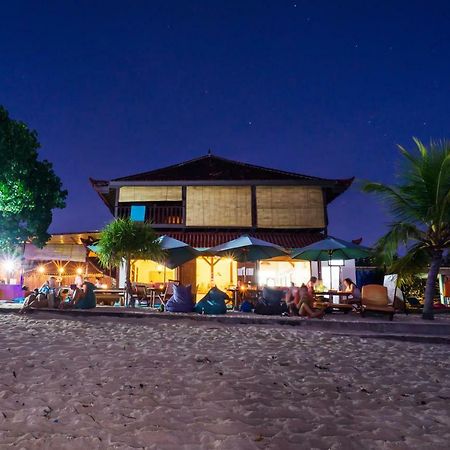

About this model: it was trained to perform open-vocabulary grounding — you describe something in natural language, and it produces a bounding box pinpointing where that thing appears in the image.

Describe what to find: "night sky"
[1,1,449,245]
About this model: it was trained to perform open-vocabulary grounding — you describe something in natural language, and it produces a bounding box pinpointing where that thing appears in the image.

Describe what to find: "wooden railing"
[117,205,184,226]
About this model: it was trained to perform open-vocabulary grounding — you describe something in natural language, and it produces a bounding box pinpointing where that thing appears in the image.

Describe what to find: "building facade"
[91,153,353,294]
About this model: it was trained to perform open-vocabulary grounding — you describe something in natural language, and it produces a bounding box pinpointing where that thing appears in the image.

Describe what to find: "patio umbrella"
[291,236,372,289]
[156,235,200,269]
[291,236,371,261]
[208,235,288,262]
[88,236,199,269]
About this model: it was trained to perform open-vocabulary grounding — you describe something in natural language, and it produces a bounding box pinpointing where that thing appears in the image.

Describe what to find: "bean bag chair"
[240,300,253,313]
[254,287,288,315]
[165,284,194,313]
[194,287,228,315]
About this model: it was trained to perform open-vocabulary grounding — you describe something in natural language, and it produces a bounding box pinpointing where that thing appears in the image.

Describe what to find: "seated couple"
[20,277,96,314]
[285,282,324,319]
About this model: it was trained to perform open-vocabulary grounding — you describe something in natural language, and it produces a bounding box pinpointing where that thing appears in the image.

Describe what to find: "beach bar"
[89,153,354,296]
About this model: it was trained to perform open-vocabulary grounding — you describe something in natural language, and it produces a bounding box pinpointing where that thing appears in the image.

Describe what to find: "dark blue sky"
[1,1,449,245]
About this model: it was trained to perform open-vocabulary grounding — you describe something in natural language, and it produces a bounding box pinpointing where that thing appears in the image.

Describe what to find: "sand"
[0,313,449,450]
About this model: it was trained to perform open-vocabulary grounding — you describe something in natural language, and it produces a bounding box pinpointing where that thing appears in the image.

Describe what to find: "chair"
[155,280,179,307]
[361,285,395,320]
[132,284,151,307]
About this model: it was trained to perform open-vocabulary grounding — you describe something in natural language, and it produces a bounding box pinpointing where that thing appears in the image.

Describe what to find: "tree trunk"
[125,258,133,307]
[422,250,443,320]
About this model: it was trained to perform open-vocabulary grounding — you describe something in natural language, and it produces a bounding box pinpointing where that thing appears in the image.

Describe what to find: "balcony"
[117,204,184,226]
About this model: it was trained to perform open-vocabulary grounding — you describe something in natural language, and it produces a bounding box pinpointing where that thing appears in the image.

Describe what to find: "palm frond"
[363,139,450,273]
[373,222,424,266]
[388,244,430,284]
[361,182,423,223]
[97,218,164,269]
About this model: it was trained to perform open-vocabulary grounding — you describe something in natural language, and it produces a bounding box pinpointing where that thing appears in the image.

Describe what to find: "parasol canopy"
[291,236,372,261]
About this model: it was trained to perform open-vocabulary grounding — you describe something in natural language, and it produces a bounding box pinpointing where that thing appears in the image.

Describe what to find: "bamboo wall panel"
[119,186,182,202]
[256,186,325,228]
[179,259,197,293]
[186,186,252,226]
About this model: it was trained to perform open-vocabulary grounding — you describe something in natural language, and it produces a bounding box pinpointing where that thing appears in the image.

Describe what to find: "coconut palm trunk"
[422,250,443,319]
[125,257,133,307]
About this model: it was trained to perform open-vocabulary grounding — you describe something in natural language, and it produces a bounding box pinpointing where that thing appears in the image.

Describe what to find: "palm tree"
[362,138,450,320]
[96,218,164,307]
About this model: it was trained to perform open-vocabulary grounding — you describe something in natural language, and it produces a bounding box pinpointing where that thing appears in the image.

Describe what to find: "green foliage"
[400,276,426,301]
[362,138,450,318]
[0,106,67,251]
[96,218,164,269]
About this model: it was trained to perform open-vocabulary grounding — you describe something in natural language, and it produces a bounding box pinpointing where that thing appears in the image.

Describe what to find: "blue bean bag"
[254,287,288,315]
[240,300,253,313]
[165,284,194,313]
[194,287,228,315]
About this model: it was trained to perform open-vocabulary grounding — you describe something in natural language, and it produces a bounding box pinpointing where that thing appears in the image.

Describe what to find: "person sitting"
[306,276,318,297]
[285,282,300,315]
[297,284,325,318]
[60,279,97,309]
[19,277,59,313]
[342,278,361,304]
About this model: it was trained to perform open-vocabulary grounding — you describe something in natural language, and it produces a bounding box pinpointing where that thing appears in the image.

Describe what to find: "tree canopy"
[96,218,164,306]
[96,218,164,269]
[362,138,450,319]
[0,106,67,252]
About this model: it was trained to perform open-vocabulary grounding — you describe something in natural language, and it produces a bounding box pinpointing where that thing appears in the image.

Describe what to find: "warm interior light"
[2,259,15,272]
[101,283,108,289]
[58,267,64,274]
[37,265,45,274]
[156,265,164,272]
[76,267,83,275]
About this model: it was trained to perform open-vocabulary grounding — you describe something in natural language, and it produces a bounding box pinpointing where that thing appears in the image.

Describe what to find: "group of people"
[19,276,96,314]
[284,276,360,318]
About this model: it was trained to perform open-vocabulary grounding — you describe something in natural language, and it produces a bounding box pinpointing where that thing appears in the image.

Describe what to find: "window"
[130,205,146,222]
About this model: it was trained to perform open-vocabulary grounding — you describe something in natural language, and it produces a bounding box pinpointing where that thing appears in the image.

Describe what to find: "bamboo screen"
[186,186,252,226]
[256,186,325,228]
[118,186,182,202]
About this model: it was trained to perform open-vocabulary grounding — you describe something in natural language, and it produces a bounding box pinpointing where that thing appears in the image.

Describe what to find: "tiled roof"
[157,230,324,249]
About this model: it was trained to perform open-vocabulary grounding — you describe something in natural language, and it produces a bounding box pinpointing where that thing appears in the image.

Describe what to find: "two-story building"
[91,153,353,295]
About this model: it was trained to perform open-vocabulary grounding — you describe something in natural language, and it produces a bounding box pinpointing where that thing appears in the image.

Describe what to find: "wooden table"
[146,287,164,307]
[316,291,356,313]
[321,291,353,303]
[94,289,125,306]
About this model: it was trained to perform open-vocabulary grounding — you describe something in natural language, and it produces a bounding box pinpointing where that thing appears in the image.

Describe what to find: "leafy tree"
[0,106,67,252]
[363,138,450,320]
[96,218,164,306]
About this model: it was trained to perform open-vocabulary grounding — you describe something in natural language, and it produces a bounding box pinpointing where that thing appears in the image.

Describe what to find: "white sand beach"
[0,313,449,450]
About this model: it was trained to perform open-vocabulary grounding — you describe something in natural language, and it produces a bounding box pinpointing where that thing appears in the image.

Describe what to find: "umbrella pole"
[329,250,333,290]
